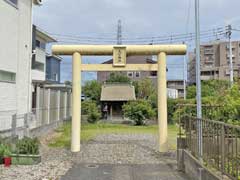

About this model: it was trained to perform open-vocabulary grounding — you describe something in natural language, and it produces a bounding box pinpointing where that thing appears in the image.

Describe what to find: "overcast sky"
[33,0,240,83]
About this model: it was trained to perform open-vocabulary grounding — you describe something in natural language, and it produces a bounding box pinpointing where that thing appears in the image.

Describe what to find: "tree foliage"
[82,100,101,123]
[83,80,101,103]
[122,100,155,125]
[174,80,240,125]
[106,72,131,83]
[133,78,156,99]
[187,80,229,99]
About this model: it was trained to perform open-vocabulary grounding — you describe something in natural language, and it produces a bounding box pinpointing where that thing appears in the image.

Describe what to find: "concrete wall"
[178,149,221,180]
[0,0,33,129]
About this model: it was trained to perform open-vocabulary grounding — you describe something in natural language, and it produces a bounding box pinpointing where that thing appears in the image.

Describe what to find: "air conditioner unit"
[34,0,42,5]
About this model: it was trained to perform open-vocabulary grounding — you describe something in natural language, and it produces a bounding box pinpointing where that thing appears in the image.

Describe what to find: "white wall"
[32,69,45,81]
[32,47,46,81]
[0,0,33,130]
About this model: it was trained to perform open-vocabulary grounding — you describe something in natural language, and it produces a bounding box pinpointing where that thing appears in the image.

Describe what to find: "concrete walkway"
[61,163,188,180]
[61,134,189,180]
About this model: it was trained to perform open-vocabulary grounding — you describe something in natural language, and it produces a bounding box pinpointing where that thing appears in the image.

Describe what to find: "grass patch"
[48,122,179,150]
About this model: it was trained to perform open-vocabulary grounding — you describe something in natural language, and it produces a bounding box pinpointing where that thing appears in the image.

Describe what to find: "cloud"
[33,0,240,82]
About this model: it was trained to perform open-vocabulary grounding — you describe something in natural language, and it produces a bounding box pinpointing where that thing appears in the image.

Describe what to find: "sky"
[33,0,240,83]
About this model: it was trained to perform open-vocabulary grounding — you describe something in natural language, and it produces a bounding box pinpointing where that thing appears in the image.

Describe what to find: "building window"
[135,72,140,78]
[32,62,44,72]
[4,0,18,7]
[36,40,46,50]
[0,70,16,83]
[150,71,157,77]
[53,73,58,81]
[127,72,133,78]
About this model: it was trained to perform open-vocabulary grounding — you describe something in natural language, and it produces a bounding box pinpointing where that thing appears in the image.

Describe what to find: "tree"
[122,100,155,125]
[134,78,156,99]
[173,80,240,125]
[187,80,229,99]
[106,72,131,83]
[83,80,101,103]
[82,100,101,123]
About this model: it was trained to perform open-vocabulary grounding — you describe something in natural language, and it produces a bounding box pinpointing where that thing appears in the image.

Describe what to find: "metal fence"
[0,111,31,138]
[179,116,240,180]
[0,106,72,138]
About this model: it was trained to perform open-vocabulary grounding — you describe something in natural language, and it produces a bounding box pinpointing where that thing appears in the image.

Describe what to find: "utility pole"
[195,0,203,160]
[183,55,187,100]
[183,42,187,100]
[117,20,122,45]
[227,25,233,87]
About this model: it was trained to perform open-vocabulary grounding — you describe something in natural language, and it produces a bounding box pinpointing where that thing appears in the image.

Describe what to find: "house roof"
[46,53,62,61]
[100,84,136,101]
[35,26,57,43]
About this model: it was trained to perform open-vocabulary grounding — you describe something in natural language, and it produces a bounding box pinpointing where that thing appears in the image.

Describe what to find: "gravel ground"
[0,133,177,180]
[75,134,176,165]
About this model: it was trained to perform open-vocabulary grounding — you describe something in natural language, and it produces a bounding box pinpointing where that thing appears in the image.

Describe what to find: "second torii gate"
[52,44,187,153]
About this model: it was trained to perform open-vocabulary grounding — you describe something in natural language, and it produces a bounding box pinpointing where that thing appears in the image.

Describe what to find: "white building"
[32,25,57,83]
[167,88,179,99]
[0,0,41,131]
[0,0,72,137]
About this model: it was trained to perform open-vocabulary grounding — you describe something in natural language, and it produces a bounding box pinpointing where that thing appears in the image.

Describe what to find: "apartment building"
[0,0,41,131]
[188,41,240,84]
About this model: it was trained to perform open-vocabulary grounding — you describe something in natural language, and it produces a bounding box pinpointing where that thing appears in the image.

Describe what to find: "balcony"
[227,54,235,59]
[32,69,45,81]
[35,47,46,64]
[204,49,214,55]
[200,75,214,80]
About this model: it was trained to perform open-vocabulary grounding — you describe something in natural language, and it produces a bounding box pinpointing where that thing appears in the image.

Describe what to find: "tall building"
[188,41,240,84]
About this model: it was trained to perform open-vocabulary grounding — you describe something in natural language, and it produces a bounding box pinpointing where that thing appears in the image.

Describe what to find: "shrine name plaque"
[113,46,126,67]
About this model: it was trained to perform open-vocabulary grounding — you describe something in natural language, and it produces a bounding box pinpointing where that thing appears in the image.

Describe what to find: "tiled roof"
[100,84,136,101]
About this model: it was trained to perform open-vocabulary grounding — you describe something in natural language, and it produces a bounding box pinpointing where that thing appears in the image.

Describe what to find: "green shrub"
[15,137,39,155]
[0,144,11,157]
[167,99,179,124]
[0,144,5,157]
[82,101,101,123]
[3,146,11,157]
[123,100,155,125]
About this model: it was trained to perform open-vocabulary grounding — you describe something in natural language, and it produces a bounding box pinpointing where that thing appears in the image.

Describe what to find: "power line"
[49,28,226,42]
[56,32,226,45]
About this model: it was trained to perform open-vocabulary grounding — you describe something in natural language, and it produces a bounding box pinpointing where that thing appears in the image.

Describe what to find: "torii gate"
[52,44,187,153]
